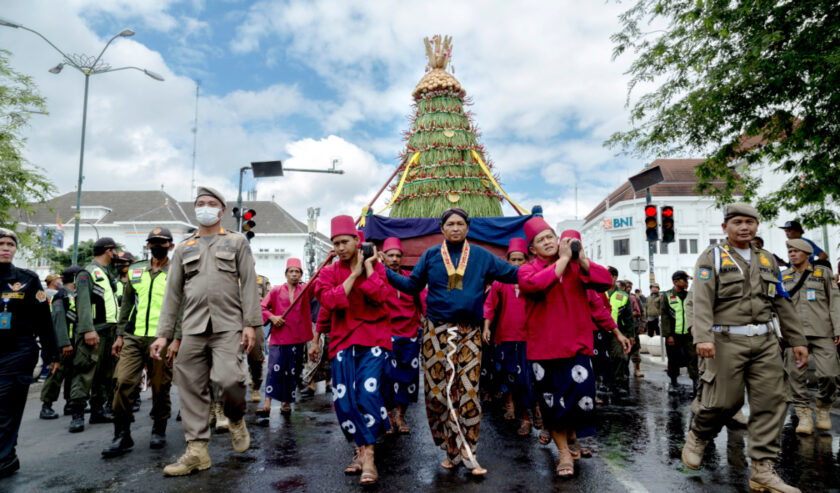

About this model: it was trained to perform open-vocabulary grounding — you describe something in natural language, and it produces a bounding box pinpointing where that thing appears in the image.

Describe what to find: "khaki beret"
[195,186,226,208]
[786,238,813,255]
[45,273,60,284]
[650,283,660,288]
[723,202,759,221]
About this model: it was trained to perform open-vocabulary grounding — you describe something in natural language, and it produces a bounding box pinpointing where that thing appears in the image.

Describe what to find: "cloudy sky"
[0,0,660,232]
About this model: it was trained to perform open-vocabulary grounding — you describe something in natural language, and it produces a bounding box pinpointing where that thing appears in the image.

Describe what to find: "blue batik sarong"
[383,331,422,409]
[266,343,304,403]
[495,341,534,410]
[330,345,391,446]
[530,353,597,438]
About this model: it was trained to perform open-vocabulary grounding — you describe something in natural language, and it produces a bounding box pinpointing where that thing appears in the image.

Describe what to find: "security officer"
[607,268,636,394]
[39,267,82,420]
[113,251,135,305]
[781,238,840,435]
[681,203,808,493]
[0,228,58,478]
[646,283,661,336]
[102,228,182,458]
[150,186,261,477]
[69,237,119,432]
[660,270,698,394]
[248,274,270,403]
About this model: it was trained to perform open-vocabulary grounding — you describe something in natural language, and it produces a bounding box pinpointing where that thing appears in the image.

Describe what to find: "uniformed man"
[0,228,58,478]
[681,203,808,493]
[248,274,270,403]
[150,186,261,477]
[624,280,645,378]
[102,228,182,457]
[113,251,135,305]
[39,267,81,420]
[660,270,697,395]
[781,238,840,435]
[68,237,120,432]
[646,283,661,336]
[607,269,636,394]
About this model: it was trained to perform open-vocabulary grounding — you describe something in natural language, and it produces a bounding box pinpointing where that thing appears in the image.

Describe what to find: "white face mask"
[195,206,221,226]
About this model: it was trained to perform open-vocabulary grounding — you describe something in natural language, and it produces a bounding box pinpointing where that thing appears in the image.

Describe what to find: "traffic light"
[644,205,658,242]
[242,209,257,240]
[661,205,675,243]
[232,207,241,220]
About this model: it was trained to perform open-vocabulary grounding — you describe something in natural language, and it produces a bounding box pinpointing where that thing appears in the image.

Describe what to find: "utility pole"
[190,80,200,198]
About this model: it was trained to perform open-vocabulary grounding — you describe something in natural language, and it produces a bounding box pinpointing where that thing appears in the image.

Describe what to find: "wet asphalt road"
[4,358,840,493]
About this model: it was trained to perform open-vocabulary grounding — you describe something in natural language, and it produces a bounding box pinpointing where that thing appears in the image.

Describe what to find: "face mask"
[195,206,221,226]
[150,245,169,260]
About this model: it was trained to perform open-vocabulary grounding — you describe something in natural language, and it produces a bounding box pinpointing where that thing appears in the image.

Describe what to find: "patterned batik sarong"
[330,345,391,447]
[531,353,597,438]
[422,320,483,467]
[265,343,304,403]
[495,341,534,410]
[479,339,499,398]
[591,331,614,387]
[384,330,422,409]
[302,334,331,386]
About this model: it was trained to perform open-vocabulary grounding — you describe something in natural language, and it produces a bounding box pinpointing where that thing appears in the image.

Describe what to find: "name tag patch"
[807,289,816,301]
[1,292,24,299]
[767,283,777,297]
[0,312,11,329]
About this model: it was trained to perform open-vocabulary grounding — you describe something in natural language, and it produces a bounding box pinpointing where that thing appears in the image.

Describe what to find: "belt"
[712,324,769,336]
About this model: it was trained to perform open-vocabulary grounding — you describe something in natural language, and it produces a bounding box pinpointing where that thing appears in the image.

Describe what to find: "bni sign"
[603,217,633,230]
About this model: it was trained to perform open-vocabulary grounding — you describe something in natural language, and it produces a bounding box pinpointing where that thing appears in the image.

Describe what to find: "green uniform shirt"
[49,287,75,348]
[780,264,840,338]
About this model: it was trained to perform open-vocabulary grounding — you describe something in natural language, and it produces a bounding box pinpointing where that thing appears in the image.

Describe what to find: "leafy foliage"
[0,48,56,239]
[608,0,840,227]
[48,239,95,271]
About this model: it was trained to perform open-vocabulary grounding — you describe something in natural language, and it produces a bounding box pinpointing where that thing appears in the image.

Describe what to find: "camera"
[361,242,375,260]
[570,240,581,260]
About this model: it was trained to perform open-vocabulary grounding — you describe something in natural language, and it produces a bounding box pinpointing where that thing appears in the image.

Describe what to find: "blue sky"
[0,0,652,228]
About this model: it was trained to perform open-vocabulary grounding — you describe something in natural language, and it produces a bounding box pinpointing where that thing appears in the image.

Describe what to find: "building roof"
[584,159,722,224]
[16,190,193,226]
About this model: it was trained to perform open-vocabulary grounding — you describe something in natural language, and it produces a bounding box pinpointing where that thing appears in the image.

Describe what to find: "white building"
[15,190,332,285]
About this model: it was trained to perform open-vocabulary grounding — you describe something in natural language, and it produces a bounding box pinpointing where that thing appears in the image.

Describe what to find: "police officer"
[39,267,82,420]
[0,228,58,478]
[781,238,840,435]
[68,237,119,432]
[681,203,808,493]
[113,251,135,305]
[150,186,261,477]
[660,270,698,395]
[248,274,270,403]
[646,283,661,336]
[607,268,636,394]
[102,228,182,458]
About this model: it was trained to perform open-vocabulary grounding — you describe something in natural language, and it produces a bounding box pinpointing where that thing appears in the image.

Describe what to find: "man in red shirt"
[518,219,617,478]
[381,237,425,435]
[482,237,540,436]
[310,215,391,485]
[260,258,313,418]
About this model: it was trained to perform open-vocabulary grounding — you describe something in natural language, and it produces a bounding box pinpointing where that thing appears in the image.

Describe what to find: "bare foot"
[441,458,455,469]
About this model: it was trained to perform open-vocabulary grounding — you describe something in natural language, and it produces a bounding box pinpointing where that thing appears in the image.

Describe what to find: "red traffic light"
[645,205,657,217]
[242,209,256,221]
[661,206,674,218]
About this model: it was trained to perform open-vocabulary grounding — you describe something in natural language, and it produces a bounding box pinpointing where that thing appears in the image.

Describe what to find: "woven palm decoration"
[388,35,504,218]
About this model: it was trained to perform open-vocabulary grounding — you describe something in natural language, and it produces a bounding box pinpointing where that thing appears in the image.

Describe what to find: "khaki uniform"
[690,240,807,460]
[69,261,118,412]
[248,276,269,392]
[156,228,262,441]
[112,261,182,424]
[646,292,661,336]
[781,264,840,407]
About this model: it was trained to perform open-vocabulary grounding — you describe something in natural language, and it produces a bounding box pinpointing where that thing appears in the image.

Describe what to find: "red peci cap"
[382,237,402,254]
[524,217,552,245]
[357,230,365,244]
[507,237,528,255]
[330,215,357,240]
[560,230,581,241]
[286,258,302,271]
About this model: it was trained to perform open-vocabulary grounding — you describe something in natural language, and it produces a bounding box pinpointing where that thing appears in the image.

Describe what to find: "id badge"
[767,283,776,298]
[807,289,817,301]
[0,312,11,330]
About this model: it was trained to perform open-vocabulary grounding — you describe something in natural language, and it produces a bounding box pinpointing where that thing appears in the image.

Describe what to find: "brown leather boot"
[749,459,801,493]
[163,440,211,476]
[681,430,708,470]
[794,407,814,435]
[815,401,832,431]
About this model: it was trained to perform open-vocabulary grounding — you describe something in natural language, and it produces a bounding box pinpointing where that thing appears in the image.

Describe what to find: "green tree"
[48,239,95,271]
[608,0,840,227]
[0,48,56,244]
[389,35,503,218]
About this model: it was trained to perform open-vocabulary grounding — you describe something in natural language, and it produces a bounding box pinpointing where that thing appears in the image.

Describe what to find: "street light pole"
[0,18,164,264]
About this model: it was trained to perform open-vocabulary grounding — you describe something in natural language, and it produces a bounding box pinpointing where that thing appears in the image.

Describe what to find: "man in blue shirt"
[383,208,518,476]
[781,220,828,264]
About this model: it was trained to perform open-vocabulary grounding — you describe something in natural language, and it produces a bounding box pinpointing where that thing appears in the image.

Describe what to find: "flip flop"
[359,449,378,485]
[344,448,362,475]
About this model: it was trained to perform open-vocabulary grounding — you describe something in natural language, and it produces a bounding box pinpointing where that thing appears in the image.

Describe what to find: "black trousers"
[0,339,39,464]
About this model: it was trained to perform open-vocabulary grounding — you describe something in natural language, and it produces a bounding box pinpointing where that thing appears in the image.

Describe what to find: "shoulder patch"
[36,290,47,303]
[698,268,712,280]
[760,254,771,267]
[185,239,197,247]
[782,275,793,281]
[616,294,624,301]
[814,269,822,278]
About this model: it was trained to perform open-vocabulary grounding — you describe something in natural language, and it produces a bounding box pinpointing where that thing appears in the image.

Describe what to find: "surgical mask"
[150,245,169,260]
[195,206,221,226]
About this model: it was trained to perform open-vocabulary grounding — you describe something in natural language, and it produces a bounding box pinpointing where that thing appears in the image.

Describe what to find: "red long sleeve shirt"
[261,282,313,345]
[588,290,617,332]
[314,260,391,358]
[483,281,527,344]
[384,268,425,338]
[518,258,612,360]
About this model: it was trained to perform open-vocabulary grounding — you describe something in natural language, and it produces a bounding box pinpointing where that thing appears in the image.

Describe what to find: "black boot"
[69,412,85,433]
[89,407,111,424]
[103,401,114,420]
[101,420,134,458]
[668,377,680,395]
[149,420,166,449]
[63,403,73,416]
[133,399,141,413]
[0,454,20,479]
[40,402,59,420]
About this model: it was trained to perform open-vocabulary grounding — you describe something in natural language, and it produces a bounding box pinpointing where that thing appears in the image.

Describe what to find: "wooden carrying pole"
[271,250,336,329]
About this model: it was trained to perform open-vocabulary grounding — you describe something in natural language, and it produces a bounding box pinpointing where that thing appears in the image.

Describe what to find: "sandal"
[503,401,515,420]
[517,419,532,436]
[360,449,378,485]
[539,429,551,445]
[280,403,291,415]
[395,413,410,434]
[461,452,487,476]
[532,407,543,430]
[556,448,574,477]
[344,447,362,475]
[568,437,592,459]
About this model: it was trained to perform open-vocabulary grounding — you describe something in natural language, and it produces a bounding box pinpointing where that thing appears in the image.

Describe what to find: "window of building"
[660,242,669,254]
[614,238,629,256]
[709,238,724,246]
[678,239,700,254]
[690,239,698,254]
[679,239,688,254]
[597,243,602,259]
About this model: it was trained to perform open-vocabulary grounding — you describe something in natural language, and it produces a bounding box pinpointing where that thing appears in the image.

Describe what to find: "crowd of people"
[1,188,838,493]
